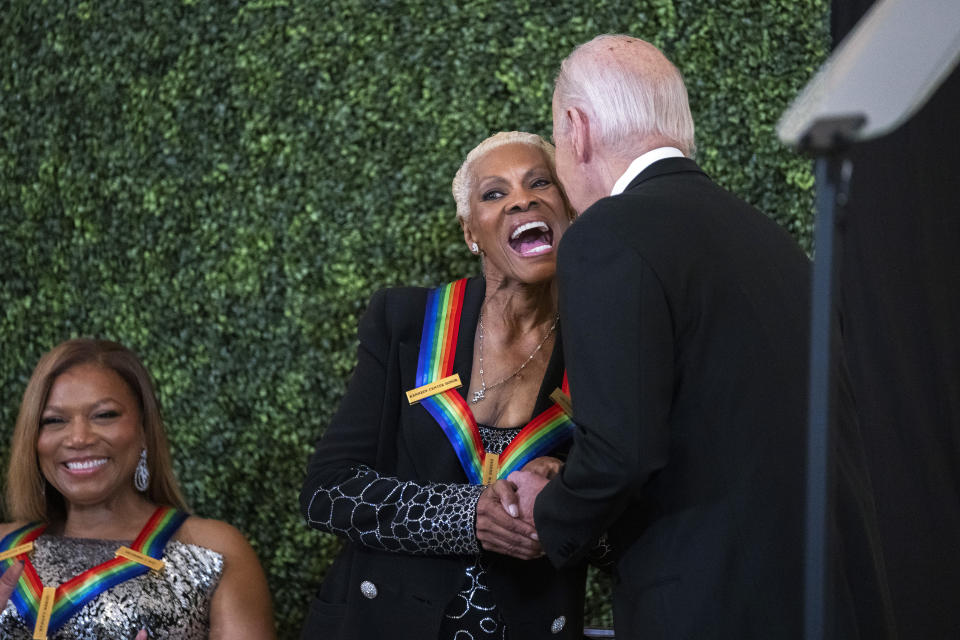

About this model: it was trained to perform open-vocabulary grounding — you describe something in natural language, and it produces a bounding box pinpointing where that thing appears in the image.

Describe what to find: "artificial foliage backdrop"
[1,0,826,635]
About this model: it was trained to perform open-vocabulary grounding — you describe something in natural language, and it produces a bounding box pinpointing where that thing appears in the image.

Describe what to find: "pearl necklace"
[471,310,559,404]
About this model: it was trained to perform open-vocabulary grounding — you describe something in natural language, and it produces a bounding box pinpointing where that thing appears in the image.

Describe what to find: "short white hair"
[555,34,696,157]
[452,131,557,221]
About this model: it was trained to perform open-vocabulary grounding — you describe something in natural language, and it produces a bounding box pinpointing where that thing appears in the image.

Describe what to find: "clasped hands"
[0,458,560,628]
[475,456,557,560]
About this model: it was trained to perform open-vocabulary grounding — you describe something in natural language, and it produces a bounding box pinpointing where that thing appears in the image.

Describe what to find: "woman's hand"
[506,470,549,529]
[475,480,543,560]
[1,561,23,605]
[520,456,563,480]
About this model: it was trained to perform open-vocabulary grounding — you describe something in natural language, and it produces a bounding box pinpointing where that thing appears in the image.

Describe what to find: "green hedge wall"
[0,1,827,636]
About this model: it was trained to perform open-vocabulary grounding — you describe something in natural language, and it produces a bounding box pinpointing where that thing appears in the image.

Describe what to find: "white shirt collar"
[610,147,685,196]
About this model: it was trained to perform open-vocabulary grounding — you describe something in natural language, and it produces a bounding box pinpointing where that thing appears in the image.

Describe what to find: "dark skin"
[475,456,564,558]
[1,364,274,639]
[459,142,574,560]
[0,561,21,604]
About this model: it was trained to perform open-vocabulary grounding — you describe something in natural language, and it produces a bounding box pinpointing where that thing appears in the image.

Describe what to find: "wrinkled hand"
[506,470,549,528]
[475,479,543,559]
[134,630,148,640]
[521,456,563,480]
[1,561,23,605]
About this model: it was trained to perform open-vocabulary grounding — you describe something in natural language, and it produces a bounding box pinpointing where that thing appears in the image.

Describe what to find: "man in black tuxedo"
[509,35,895,639]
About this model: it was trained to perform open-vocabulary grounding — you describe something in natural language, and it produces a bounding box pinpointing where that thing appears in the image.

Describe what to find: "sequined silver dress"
[0,535,223,640]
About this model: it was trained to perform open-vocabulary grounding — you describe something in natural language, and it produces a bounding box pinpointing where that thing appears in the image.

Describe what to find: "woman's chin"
[485,251,558,288]
[513,263,559,287]
[51,478,133,508]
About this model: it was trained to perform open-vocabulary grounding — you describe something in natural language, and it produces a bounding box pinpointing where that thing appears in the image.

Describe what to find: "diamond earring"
[134,448,150,492]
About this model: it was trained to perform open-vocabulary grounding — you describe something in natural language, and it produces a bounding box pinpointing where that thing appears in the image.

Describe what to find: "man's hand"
[476,479,543,559]
[507,470,549,527]
[521,456,563,480]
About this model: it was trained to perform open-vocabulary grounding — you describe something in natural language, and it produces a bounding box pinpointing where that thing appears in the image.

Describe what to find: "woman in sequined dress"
[300,132,591,639]
[0,339,276,639]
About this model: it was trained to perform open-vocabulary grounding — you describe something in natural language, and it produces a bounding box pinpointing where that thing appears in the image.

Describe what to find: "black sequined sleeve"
[300,288,486,556]
[303,465,484,555]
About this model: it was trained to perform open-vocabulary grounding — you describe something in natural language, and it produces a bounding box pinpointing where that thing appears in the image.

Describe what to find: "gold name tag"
[481,452,500,485]
[406,374,462,404]
[33,587,55,640]
[549,388,573,416]
[0,541,33,562]
[116,546,165,572]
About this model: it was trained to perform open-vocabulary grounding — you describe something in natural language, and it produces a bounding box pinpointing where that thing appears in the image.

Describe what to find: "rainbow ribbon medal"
[416,279,485,483]
[0,506,187,637]
[414,280,575,484]
[496,372,573,478]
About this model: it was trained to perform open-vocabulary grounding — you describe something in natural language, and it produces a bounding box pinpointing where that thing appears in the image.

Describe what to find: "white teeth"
[66,459,107,471]
[524,244,552,255]
[511,221,549,240]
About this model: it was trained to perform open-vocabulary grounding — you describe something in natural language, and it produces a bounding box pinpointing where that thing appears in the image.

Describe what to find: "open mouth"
[509,221,554,257]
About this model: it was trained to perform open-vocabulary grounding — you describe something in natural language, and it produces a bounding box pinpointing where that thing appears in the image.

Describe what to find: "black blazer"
[534,158,895,639]
[300,277,586,640]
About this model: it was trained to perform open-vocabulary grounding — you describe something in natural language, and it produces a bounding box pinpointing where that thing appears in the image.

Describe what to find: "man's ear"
[567,106,592,165]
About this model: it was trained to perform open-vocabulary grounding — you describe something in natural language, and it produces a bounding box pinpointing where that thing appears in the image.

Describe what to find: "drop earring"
[134,448,149,492]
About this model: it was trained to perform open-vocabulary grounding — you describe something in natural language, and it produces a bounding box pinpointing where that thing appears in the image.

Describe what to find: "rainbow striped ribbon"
[0,505,187,635]
[497,372,573,478]
[415,280,574,484]
[416,279,485,483]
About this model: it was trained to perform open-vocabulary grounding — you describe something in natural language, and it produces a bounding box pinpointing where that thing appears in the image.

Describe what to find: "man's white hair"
[555,34,696,157]
[452,131,556,221]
